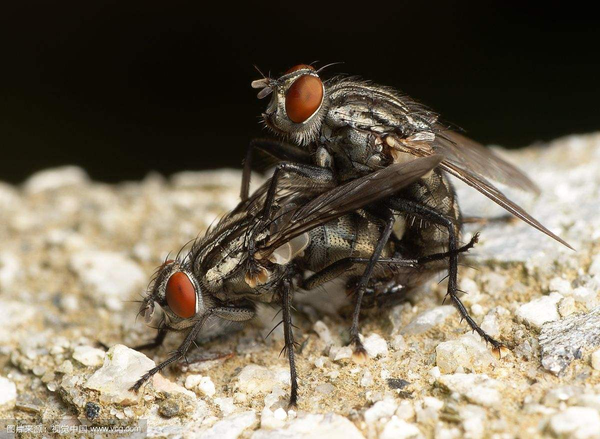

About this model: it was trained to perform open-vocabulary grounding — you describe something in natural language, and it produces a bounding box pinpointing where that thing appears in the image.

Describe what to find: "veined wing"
[433,129,540,194]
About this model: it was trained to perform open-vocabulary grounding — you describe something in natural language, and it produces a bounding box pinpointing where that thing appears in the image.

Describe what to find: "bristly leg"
[240,138,313,202]
[349,209,396,361]
[387,198,503,349]
[130,312,212,392]
[280,279,299,407]
[246,161,335,260]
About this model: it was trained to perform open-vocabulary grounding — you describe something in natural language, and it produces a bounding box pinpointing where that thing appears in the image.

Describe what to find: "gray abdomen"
[300,210,393,274]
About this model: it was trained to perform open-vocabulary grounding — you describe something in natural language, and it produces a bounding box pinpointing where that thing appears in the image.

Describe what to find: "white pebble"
[516,293,562,329]
[314,357,326,368]
[363,333,389,358]
[592,349,600,371]
[480,313,500,337]
[559,296,576,317]
[0,376,17,407]
[589,254,600,277]
[471,304,484,316]
[549,277,572,295]
[361,369,374,387]
[438,373,501,408]
[401,306,456,335]
[273,407,287,421]
[72,345,106,367]
[416,397,443,423]
[429,367,441,380]
[57,360,74,374]
[200,411,257,439]
[313,321,333,345]
[235,365,290,395]
[252,413,363,439]
[391,334,407,351]
[435,334,495,373]
[332,346,353,361]
[460,405,487,439]
[548,407,600,438]
[364,397,398,424]
[396,400,415,421]
[214,397,236,416]
[84,345,155,405]
[380,418,422,439]
[185,374,203,389]
[198,376,216,397]
[572,286,598,309]
[23,166,88,195]
[0,252,21,289]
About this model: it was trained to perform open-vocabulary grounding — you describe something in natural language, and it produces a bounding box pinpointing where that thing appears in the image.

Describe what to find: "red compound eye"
[285,75,323,123]
[165,272,196,318]
[285,64,315,74]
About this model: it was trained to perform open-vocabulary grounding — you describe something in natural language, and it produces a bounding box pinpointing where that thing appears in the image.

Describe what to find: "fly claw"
[492,345,511,360]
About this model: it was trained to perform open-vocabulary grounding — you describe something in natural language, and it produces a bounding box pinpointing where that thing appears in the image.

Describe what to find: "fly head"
[252,64,327,146]
[142,258,208,330]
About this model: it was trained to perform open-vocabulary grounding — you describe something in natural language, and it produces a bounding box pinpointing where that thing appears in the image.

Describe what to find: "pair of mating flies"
[131,64,571,405]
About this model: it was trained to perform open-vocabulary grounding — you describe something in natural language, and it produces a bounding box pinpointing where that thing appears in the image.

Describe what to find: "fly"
[131,156,475,405]
[246,64,572,357]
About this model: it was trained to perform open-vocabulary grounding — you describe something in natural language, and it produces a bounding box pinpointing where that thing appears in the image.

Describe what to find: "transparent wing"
[433,129,540,194]
[440,160,573,249]
[385,131,571,249]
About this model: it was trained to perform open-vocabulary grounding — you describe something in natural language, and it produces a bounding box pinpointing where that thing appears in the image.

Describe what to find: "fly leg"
[348,209,397,359]
[134,327,168,351]
[280,279,299,407]
[240,138,313,201]
[387,198,503,349]
[246,162,335,265]
[301,233,479,291]
[302,257,417,290]
[131,307,254,392]
[131,313,212,392]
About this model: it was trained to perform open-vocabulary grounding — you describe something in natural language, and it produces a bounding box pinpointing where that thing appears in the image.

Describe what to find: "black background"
[1,1,598,183]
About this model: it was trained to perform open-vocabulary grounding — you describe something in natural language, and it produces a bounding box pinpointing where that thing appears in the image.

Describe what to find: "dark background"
[1,2,598,183]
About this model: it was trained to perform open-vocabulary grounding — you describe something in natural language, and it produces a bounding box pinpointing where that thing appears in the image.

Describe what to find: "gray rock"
[539,306,600,375]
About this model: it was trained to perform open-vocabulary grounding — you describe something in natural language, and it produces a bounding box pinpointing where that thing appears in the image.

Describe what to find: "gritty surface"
[1,134,600,438]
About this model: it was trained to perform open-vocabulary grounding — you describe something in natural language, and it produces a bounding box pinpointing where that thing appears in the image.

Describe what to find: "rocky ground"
[1,133,600,438]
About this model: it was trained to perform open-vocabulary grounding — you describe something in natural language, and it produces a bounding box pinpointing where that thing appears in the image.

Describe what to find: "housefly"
[248,64,572,355]
[132,156,476,405]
